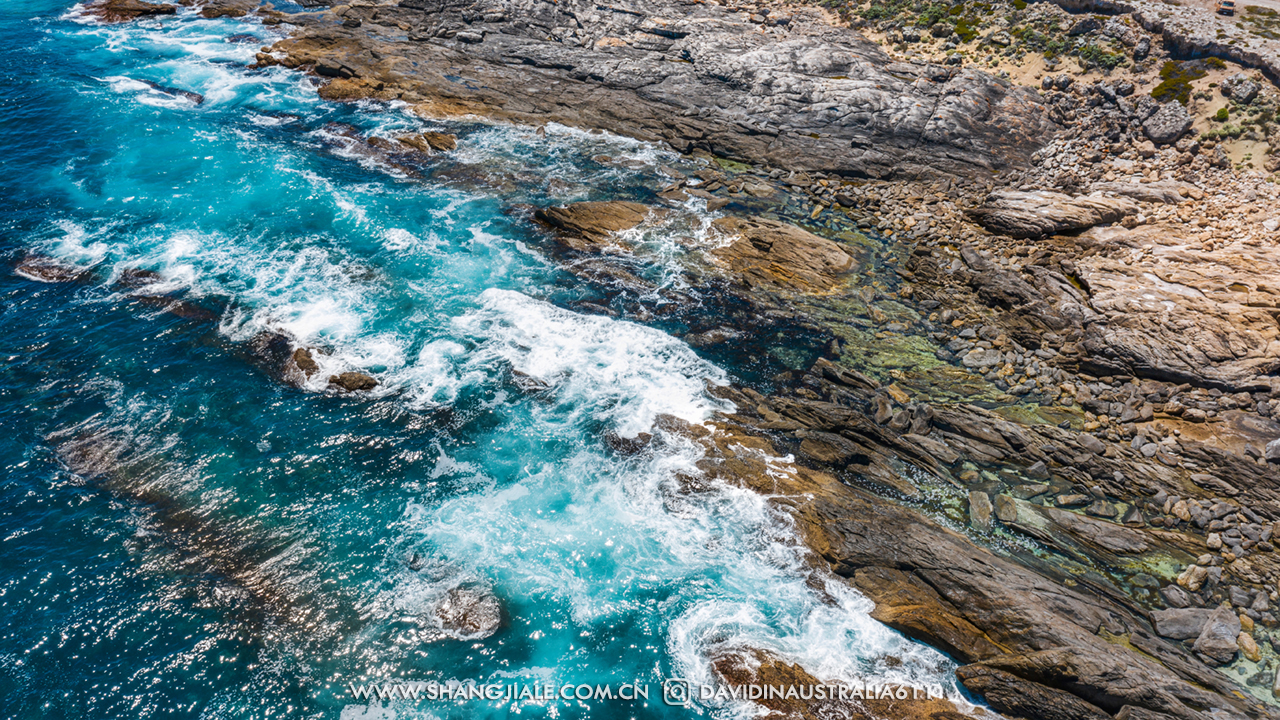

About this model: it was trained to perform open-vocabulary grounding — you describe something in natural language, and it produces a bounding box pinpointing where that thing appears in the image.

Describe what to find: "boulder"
[1151,608,1214,640]
[1191,605,1241,665]
[533,201,656,254]
[328,372,378,392]
[969,491,993,532]
[1222,73,1260,105]
[966,190,1139,239]
[1143,103,1194,145]
[1265,438,1280,463]
[709,216,856,293]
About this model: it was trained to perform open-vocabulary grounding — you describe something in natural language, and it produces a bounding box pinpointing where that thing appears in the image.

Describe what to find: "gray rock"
[1265,438,1280,463]
[1222,73,1260,105]
[1151,608,1215,640]
[966,190,1139,239]
[1160,584,1192,609]
[1143,102,1194,145]
[281,0,1058,179]
[1192,606,1241,665]
[970,491,994,533]
[1078,433,1106,455]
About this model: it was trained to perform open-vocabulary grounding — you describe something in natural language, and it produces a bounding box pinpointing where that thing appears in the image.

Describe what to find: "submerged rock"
[14,255,88,283]
[1143,102,1194,145]
[139,80,204,105]
[434,586,501,639]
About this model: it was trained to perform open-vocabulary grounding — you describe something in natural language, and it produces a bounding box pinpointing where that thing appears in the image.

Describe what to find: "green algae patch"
[993,403,1084,429]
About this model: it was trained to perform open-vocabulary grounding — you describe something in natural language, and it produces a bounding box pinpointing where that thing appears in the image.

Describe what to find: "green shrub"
[1151,60,1207,105]
[1216,106,1230,121]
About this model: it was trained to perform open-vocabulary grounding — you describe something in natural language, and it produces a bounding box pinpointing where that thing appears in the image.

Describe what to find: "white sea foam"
[451,288,730,438]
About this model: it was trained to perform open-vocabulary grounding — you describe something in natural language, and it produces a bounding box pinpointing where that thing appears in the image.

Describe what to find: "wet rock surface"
[85,0,176,23]
[433,586,502,640]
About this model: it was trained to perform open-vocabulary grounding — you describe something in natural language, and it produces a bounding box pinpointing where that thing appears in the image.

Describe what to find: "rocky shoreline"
[71,0,1280,718]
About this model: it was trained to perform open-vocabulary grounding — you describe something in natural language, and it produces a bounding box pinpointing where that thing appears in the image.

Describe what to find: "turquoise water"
[0,3,962,718]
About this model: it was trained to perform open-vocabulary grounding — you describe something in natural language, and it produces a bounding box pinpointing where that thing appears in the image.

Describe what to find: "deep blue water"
[0,3,961,718]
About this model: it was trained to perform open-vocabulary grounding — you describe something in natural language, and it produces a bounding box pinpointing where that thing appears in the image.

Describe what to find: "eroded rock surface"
[85,0,175,22]
[966,189,1139,239]
[257,0,1057,178]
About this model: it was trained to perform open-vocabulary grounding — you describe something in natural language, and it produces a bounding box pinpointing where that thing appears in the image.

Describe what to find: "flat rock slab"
[533,201,658,253]
[967,190,1139,239]
[1151,608,1215,640]
[710,216,856,293]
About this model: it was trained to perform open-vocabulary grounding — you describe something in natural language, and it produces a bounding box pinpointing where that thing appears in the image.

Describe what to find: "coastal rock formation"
[710,647,977,720]
[329,371,378,392]
[709,216,856,293]
[683,415,1261,720]
[258,0,1058,178]
[533,201,657,253]
[85,0,176,22]
[966,190,1139,239]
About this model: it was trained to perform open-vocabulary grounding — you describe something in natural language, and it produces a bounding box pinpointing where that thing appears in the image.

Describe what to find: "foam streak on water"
[0,2,966,718]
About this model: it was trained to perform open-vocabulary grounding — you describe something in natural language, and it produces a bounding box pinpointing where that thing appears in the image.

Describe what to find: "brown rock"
[328,372,378,392]
[956,663,1110,720]
[709,216,856,293]
[711,647,969,720]
[397,132,458,153]
[85,0,176,22]
[292,348,320,378]
[533,201,657,254]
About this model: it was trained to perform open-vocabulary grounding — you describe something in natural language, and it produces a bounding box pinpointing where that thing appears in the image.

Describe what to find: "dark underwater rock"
[328,371,378,392]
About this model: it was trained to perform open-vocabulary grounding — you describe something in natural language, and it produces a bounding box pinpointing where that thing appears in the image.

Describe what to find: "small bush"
[1216,106,1230,121]
[1151,60,1208,105]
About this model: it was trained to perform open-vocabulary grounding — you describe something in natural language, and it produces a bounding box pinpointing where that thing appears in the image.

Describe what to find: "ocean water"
[0,2,965,718]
